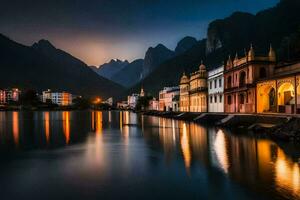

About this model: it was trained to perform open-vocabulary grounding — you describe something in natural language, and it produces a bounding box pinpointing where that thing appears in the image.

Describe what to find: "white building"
[127,93,139,109]
[42,90,73,106]
[159,87,180,111]
[208,66,224,112]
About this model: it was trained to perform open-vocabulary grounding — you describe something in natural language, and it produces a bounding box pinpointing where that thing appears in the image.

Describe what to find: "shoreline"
[141,110,300,142]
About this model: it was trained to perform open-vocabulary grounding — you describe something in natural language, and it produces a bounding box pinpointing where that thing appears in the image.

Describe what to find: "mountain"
[111,59,144,88]
[175,36,198,54]
[0,35,124,98]
[93,59,129,79]
[142,44,175,77]
[129,0,300,96]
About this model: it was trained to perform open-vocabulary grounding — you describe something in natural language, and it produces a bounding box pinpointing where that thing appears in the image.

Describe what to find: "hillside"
[129,0,300,97]
[0,34,124,98]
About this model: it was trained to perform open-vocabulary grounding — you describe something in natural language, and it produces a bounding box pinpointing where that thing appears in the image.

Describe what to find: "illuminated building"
[41,90,73,106]
[5,88,21,103]
[159,86,180,111]
[149,98,159,111]
[127,93,139,109]
[179,62,208,112]
[208,66,224,112]
[0,90,6,104]
[224,45,276,113]
[257,62,300,114]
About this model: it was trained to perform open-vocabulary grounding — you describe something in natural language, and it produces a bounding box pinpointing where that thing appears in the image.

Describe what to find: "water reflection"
[214,129,229,174]
[62,111,70,144]
[44,112,50,144]
[12,112,19,147]
[0,111,299,199]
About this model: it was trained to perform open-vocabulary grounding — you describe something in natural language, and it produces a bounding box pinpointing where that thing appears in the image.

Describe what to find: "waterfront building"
[172,95,180,112]
[179,62,208,112]
[127,93,139,109]
[149,98,159,111]
[224,45,276,113]
[208,66,224,112]
[42,90,73,106]
[42,89,52,103]
[179,73,190,112]
[0,90,6,104]
[5,88,21,103]
[159,87,180,111]
[51,92,73,106]
[104,97,113,106]
[256,61,300,114]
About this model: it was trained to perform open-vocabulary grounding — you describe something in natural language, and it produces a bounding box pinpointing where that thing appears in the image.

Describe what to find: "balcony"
[189,87,208,94]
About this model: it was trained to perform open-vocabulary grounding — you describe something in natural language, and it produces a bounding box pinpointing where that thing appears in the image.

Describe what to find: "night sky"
[0,0,279,66]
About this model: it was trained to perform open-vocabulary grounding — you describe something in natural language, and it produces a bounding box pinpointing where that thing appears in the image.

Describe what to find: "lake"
[0,111,299,200]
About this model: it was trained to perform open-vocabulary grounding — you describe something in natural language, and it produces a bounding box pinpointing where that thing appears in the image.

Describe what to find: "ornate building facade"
[224,45,276,113]
[179,62,208,112]
[257,62,300,114]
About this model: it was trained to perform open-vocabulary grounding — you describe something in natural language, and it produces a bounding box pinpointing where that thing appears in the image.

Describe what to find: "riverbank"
[142,110,300,142]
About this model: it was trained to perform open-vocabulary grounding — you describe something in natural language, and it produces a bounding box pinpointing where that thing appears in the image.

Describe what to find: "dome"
[199,61,206,71]
[180,73,189,84]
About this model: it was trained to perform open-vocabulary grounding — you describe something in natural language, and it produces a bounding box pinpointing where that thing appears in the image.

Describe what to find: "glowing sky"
[0,0,279,66]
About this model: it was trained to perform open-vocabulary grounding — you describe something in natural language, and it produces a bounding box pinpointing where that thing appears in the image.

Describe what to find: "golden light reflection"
[62,111,70,144]
[275,149,300,197]
[214,129,229,174]
[91,111,95,131]
[95,111,103,134]
[180,122,191,169]
[44,112,50,144]
[119,111,123,132]
[12,112,19,147]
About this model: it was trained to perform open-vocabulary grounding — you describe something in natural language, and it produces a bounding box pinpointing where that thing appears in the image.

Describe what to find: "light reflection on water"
[0,111,299,200]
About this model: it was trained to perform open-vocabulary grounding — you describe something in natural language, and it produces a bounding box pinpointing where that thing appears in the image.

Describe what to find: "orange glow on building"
[12,112,19,147]
[62,112,70,144]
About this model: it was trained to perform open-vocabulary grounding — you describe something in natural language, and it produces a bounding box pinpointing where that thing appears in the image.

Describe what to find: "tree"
[19,89,39,106]
[136,96,153,111]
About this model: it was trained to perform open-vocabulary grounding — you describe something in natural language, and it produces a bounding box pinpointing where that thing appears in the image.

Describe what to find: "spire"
[140,86,145,97]
[227,55,233,68]
[268,43,276,62]
[248,44,255,60]
[199,60,206,70]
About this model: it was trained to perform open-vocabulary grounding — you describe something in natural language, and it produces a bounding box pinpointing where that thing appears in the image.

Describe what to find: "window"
[210,81,212,89]
[219,79,222,87]
[214,95,217,103]
[214,79,217,88]
[210,96,213,103]
[227,76,232,88]
[239,71,246,87]
[219,95,222,103]
[227,95,232,105]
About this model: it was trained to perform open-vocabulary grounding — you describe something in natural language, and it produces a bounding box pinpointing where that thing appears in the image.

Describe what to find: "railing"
[189,87,207,94]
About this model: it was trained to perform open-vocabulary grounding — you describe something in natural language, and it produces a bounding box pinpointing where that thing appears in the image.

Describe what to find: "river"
[0,111,299,200]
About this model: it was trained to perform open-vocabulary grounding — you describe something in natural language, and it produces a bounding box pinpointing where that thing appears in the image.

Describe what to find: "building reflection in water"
[44,112,50,144]
[153,115,300,198]
[180,122,191,170]
[12,112,19,147]
[62,111,70,144]
[214,129,229,174]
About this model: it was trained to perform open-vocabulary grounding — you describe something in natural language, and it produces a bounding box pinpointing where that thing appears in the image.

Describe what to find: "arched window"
[239,71,246,87]
[259,67,267,79]
[227,76,232,88]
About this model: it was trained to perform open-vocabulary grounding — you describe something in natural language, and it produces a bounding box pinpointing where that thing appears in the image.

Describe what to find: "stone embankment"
[142,110,299,142]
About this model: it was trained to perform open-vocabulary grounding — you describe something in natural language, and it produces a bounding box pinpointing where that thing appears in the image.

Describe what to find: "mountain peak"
[175,36,198,54]
[32,39,56,50]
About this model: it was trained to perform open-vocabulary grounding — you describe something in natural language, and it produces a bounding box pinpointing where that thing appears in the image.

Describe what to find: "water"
[0,111,299,200]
